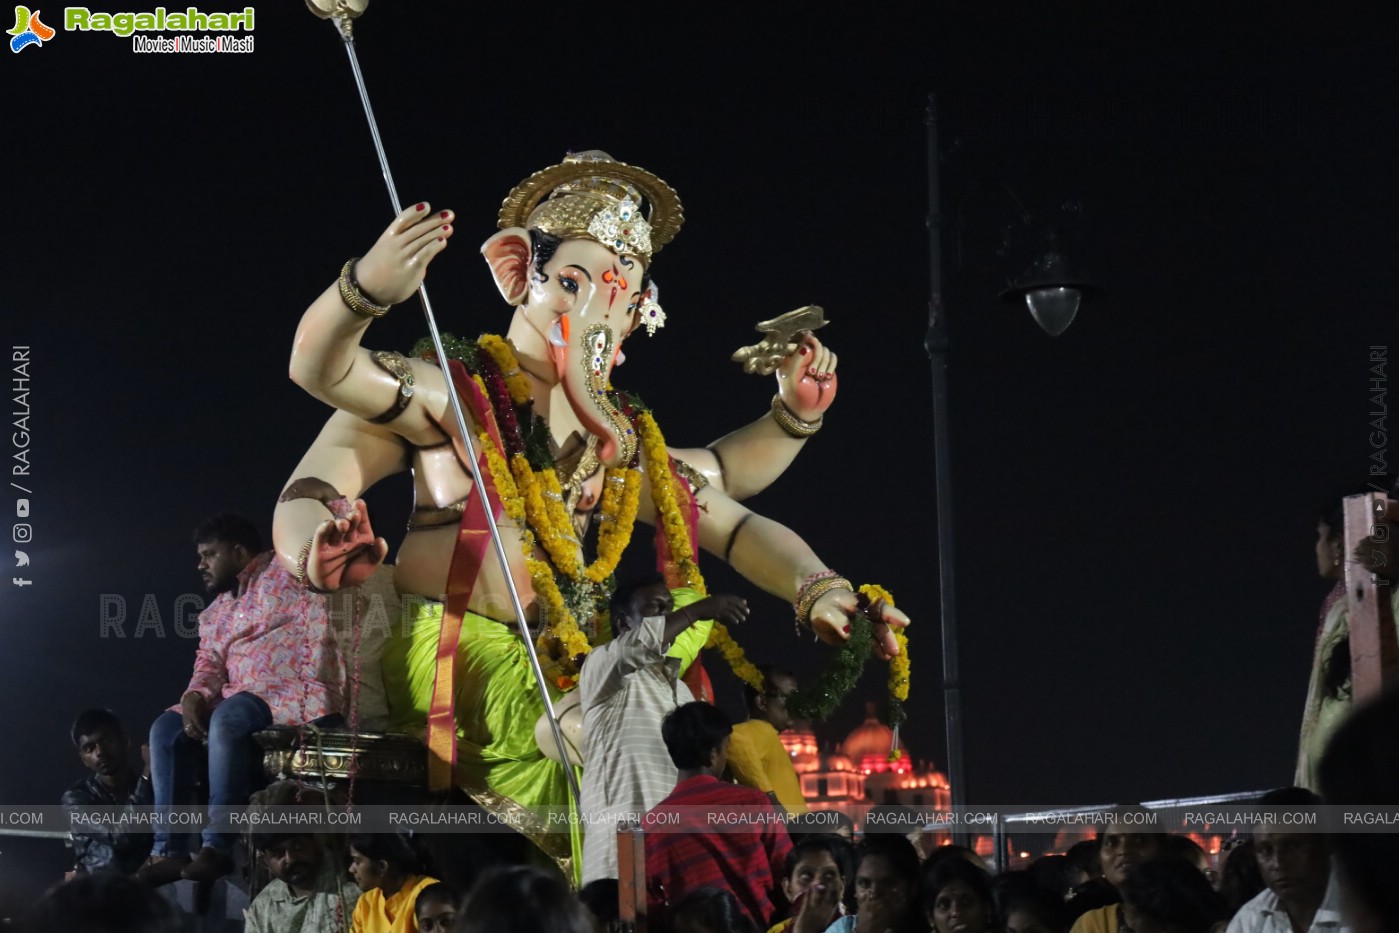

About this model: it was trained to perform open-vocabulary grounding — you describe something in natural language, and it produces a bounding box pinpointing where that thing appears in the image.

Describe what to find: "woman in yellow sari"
[348,832,440,933]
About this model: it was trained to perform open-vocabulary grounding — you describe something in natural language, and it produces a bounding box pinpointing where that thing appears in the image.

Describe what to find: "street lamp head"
[1023,285,1082,336]
[999,248,1095,336]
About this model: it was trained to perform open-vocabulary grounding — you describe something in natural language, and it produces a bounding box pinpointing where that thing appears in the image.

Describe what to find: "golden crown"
[497,151,683,266]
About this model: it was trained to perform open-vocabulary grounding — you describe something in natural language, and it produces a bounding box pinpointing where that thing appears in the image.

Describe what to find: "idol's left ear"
[481,227,533,307]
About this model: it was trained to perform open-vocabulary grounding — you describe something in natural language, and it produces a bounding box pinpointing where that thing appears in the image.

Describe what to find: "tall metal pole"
[924,92,968,842]
[317,7,580,807]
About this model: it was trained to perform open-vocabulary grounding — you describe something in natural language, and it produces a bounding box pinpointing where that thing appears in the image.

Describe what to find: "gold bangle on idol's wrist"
[338,258,391,319]
[794,575,853,627]
[295,538,312,584]
[770,394,822,438]
[295,537,330,593]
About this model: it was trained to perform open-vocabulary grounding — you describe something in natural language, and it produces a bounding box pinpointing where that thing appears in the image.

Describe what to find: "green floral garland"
[787,607,907,728]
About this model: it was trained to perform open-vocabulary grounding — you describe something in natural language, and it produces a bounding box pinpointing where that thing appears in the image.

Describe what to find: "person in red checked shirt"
[645,701,791,932]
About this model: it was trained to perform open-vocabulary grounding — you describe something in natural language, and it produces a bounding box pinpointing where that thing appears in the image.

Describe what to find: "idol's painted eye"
[558,275,579,295]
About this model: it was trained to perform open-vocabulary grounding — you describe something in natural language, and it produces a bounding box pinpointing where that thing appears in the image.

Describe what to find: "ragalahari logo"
[9,6,54,52]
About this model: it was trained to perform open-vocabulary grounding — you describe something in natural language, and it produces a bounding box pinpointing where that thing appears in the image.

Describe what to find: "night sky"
[4,0,1395,854]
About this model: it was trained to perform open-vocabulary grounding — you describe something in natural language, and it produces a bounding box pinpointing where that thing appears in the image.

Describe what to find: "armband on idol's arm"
[365,350,416,425]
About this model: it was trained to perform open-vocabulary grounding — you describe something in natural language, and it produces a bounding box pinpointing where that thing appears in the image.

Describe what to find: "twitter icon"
[14,551,28,567]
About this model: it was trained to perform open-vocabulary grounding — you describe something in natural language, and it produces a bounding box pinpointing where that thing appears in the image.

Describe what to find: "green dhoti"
[381,603,581,872]
[380,592,711,880]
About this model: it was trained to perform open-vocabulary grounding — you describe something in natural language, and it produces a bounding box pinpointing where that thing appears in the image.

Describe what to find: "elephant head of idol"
[478,156,679,469]
[482,152,683,468]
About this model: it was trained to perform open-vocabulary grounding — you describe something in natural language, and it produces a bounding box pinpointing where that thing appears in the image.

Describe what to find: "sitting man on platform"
[727,664,808,818]
[61,708,153,876]
[579,575,749,885]
[142,513,345,885]
[646,701,791,932]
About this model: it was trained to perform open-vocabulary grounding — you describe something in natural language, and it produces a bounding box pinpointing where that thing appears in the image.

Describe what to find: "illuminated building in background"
[781,702,951,834]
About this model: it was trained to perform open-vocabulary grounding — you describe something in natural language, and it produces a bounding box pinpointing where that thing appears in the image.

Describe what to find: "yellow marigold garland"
[708,621,765,690]
[476,445,594,667]
[859,584,908,760]
[859,584,909,704]
[635,412,705,592]
[526,555,591,660]
[480,338,642,580]
[588,469,642,583]
[635,411,769,692]
[539,467,584,559]
[467,336,654,677]
[510,453,581,579]
[478,333,532,406]
[478,433,524,523]
[889,629,910,701]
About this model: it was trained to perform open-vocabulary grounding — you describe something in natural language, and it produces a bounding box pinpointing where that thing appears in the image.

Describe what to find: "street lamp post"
[923,92,967,845]
[924,91,1094,856]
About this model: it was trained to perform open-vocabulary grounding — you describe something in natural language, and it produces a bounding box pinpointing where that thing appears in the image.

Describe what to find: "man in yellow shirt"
[727,665,808,817]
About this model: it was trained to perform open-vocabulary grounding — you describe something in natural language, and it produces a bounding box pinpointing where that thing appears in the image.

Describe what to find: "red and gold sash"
[425,359,508,792]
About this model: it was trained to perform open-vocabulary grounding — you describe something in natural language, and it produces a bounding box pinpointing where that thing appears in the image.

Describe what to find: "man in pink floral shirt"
[140,513,346,885]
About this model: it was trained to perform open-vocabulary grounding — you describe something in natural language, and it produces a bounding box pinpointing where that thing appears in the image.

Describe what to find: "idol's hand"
[809,587,909,660]
[775,332,838,423]
[352,202,456,308]
[307,499,388,591]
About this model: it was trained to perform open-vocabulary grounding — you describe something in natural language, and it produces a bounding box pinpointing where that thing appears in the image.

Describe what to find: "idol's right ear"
[481,227,533,307]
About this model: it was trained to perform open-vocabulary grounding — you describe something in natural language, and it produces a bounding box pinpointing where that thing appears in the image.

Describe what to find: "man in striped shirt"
[579,577,749,885]
[645,701,792,931]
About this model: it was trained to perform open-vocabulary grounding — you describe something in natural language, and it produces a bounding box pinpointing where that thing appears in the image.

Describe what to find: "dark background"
[3,0,1394,883]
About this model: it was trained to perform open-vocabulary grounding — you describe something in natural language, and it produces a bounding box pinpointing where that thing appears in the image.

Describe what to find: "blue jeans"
[149,692,273,856]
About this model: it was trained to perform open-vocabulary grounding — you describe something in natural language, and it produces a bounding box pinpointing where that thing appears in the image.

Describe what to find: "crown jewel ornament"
[498,151,683,266]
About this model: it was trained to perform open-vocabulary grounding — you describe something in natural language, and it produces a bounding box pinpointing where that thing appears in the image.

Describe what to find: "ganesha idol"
[271,151,909,873]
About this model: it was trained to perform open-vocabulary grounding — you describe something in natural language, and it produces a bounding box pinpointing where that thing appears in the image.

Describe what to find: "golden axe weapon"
[305,0,582,807]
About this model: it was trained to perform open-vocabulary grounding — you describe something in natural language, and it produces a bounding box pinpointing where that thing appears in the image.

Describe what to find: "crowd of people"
[25,682,1399,933]
[24,485,1399,932]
